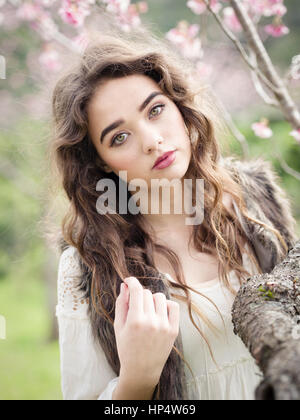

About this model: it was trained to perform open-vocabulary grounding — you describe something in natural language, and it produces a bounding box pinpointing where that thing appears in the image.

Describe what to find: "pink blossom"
[290,129,300,143]
[166,21,203,60]
[38,47,62,72]
[245,0,286,18]
[251,120,273,138]
[103,0,130,14]
[102,0,145,31]
[59,0,91,27]
[115,4,141,32]
[271,3,287,17]
[223,7,242,32]
[136,1,148,14]
[264,23,289,37]
[187,0,207,15]
[187,0,222,15]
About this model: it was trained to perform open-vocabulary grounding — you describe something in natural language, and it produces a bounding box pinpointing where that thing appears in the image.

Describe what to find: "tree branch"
[271,150,300,182]
[202,0,281,93]
[232,241,300,400]
[249,50,279,107]
[202,0,300,131]
[229,0,300,130]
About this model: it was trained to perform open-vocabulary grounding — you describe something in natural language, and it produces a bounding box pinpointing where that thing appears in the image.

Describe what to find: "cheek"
[102,150,139,172]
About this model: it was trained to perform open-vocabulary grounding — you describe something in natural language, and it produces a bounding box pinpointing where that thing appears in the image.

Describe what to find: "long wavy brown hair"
[48,25,288,398]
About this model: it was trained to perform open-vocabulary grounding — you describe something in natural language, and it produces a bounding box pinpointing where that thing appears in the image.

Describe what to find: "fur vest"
[58,157,298,400]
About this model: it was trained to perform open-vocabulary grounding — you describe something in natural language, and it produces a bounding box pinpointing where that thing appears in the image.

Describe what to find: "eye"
[110,103,166,147]
[110,132,128,147]
[149,104,165,118]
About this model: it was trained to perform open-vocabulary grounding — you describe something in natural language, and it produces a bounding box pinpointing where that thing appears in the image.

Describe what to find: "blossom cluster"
[0,0,298,143]
[182,1,297,140]
[187,0,289,37]
[2,0,148,76]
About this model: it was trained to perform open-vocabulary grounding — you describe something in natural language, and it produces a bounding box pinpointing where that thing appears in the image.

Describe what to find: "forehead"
[88,74,162,117]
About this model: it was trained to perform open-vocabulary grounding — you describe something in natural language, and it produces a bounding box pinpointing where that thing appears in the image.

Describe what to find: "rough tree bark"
[232,240,300,400]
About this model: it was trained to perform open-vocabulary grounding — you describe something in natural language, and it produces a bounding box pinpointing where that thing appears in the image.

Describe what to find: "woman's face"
[87,74,192,186]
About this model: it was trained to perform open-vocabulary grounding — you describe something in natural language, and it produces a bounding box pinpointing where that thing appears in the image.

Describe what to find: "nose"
[143,135,164,154]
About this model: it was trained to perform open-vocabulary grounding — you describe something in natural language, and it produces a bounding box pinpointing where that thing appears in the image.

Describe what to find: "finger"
[153,293,168,322]
[143,289,156,315]
[114,283,128,329]
[166,300,180,332]
[123,277,144,321]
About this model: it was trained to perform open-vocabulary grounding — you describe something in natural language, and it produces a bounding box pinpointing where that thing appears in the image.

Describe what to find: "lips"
[153,150,176,169]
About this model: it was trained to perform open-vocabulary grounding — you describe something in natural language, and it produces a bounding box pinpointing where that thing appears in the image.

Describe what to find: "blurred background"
[0,0,299,400]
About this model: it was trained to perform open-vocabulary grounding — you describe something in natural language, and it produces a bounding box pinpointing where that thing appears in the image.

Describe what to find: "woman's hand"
[114,276,180,387]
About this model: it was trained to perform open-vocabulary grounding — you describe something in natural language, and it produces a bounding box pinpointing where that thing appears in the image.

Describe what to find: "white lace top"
[56,246,262,400]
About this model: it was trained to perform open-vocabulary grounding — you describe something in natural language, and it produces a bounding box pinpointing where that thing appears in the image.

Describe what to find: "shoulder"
[221,155,298,250]
[221,156,282,198]
[220,155,290,210]
[58,246,82,278]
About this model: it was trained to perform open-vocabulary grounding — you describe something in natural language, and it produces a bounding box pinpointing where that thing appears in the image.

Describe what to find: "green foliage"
[0,244,61,400]
[0,118,48,282]
[0,118,61,399]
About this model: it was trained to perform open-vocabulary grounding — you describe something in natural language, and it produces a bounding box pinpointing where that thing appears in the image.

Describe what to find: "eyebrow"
[100,91,165,144]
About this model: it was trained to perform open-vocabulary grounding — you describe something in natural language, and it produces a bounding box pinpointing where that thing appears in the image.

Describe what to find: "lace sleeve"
[55,246,119,400]
[55,246,89,320]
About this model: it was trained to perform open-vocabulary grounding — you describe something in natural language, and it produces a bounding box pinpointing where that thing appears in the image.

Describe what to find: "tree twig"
[202,0,281,93]
[202,0,300,131]
[229,0,300,130]
[249,50,279,107]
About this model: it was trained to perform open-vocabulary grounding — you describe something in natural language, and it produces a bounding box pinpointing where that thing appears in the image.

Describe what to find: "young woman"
[51,26,297,400]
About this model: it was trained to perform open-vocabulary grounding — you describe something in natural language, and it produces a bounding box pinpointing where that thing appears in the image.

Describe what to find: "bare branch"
[224,111,250,159]
[202,0,281,93]
[229,0,300,130]
[249,51,279,107]
[272,151,300,182]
